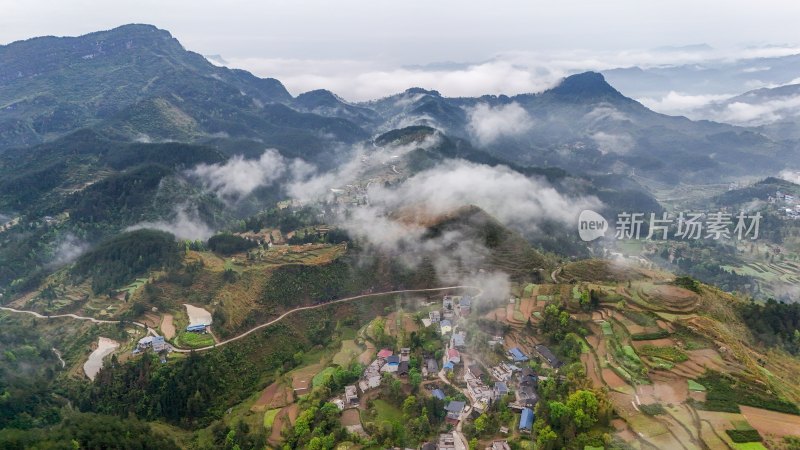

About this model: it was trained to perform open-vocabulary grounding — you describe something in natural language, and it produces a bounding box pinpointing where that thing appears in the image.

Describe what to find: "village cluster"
[770,189,800,219]
[333,294,564,449]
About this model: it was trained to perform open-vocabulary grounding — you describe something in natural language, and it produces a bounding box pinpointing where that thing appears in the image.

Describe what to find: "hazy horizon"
[3,1,800,107]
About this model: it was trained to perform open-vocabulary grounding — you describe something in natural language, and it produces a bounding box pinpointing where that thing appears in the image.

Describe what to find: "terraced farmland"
[570,270,800,449]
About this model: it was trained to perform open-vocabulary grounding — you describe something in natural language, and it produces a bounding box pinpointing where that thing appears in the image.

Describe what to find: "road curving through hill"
[1,285,483,354]
[172,285,483,352]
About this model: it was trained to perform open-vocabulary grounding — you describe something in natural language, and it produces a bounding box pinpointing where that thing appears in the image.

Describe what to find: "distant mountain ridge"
[1,23,797,187]
[696,82,800,140]
[0,24,364,153]
[602,52,800,98]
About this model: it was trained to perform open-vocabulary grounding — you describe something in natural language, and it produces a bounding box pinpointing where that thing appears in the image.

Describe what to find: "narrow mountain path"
[174,285,482,352]
[1,285,482,354]
[52,347,66,368]
[0,305,147,328]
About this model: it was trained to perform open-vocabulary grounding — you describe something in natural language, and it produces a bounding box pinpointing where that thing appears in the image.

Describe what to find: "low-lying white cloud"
[48,234,89,268]
[638,91,733,117]
[639,88,800,125]
[287,133,442,203]
[226,57,554,101]
[374,160,597,228]
[188,150,286,200]
[127,206,214,241]
[584,105,631,123]
[276,133,602,299]
[467,102,533,145]
[591,132,635,155]
[715,95,800,125]
[187,149,295,202]
[317,159,600,300]
[779,170,800,185]
[221,45,800,102]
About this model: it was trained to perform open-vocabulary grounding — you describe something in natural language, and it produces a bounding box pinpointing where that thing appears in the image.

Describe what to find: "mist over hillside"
[1,20,800,450]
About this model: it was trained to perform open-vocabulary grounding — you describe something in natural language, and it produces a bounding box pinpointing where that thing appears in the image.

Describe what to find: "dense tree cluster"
[0,412,180,450]
[697,371,800,414]
[206,419,266,450]
[260,260,355,307]
[533,365,614,449]
[0,161,67,210]
[237,207,322,234]
[71,229,182,293]
[283,403,346,449]
[360,389,446,448]
[0,317,63,430]
[739,298,800,354]
[104,142,225,170]
[540,304,585,348]
[672,276,701,293]
[287,228,351,245]
[68,164,173,224]
[73,323,308,428]
[0,225,51,293]
[207,233,257,255]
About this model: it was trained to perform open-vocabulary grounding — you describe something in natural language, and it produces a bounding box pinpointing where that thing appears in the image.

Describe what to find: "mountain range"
[1,24,797,189]
[603,52,800,99]
[2,23,800,450]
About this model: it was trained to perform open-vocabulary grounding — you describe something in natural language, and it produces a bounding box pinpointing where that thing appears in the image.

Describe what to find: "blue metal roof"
[446,400,466,413]
[387,355,400,364]
[444,361,454,370]
[520,408,534,430]
[509,347,529,362]
[186,324,207,331]
[432,389,445,400]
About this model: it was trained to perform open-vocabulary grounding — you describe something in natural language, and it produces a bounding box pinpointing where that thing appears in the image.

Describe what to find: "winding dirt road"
[172,285,482,352]
[0,305,147,328]
[1,285,481,354]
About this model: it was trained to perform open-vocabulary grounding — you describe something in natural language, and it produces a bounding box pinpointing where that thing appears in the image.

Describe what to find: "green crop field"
[688,380,706,391]
[640,345,688,363]
[523,284,536,297]
[263,408,280,429]
[622,345,642,363]
[175,331,214,348]
[312,367,337,387]
[732,443,768,450]
[622,310,657,327]
[122,277,149,295]
[732,420,755,431]
[333,340,361,366]
[372,399,402,424]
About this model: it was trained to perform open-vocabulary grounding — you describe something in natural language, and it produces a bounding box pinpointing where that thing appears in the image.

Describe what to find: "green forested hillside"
[0,412,180,450]
[71,229,182,293]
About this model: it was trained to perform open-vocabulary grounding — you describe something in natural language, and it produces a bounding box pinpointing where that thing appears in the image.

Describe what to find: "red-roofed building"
[377,348,393,359]
[447,348,461,364]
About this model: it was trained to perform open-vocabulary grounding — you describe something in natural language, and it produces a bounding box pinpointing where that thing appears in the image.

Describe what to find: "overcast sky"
[2,0,800,100]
